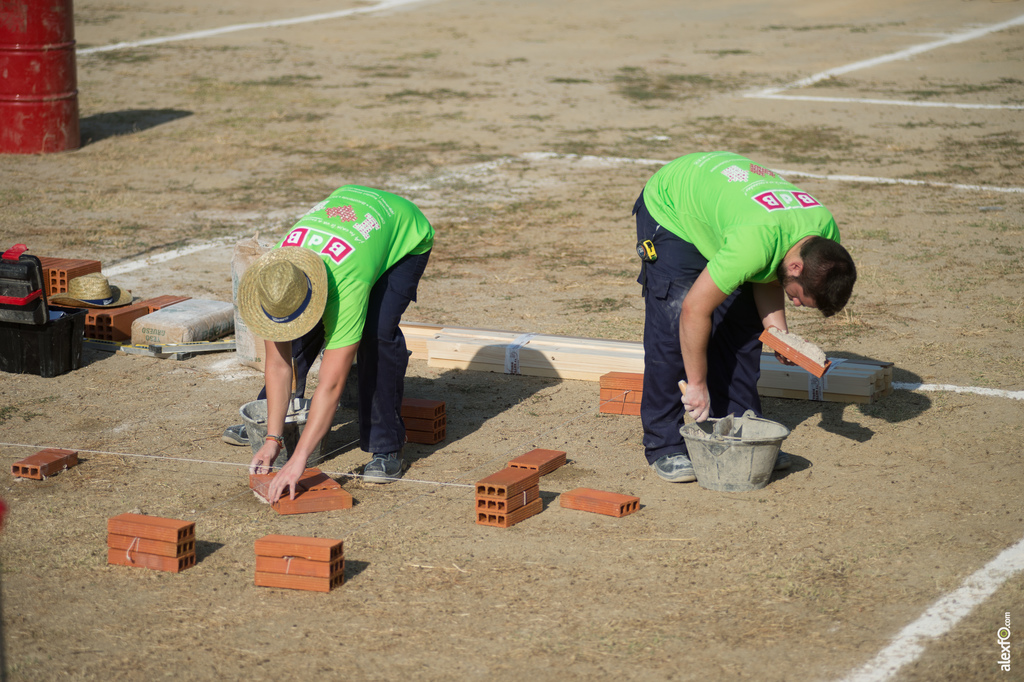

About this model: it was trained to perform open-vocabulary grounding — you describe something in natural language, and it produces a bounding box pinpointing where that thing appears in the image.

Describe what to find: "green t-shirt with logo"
[642,151,840,295]
[277,186,434,349]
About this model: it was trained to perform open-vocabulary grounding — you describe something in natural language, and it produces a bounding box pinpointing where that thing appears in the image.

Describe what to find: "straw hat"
[49,273,134,308]
[237,247,327,341]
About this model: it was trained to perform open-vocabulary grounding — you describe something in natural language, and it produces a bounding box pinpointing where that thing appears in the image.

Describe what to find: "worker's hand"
[266,455,308,504]
[680,380,711,423]
[774,350,797,367]
[248,440,280,476]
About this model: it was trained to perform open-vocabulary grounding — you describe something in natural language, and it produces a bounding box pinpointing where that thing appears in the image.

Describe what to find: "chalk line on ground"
[837,534,1024,682]
[78,0,434,55]
[746,13,1024,111]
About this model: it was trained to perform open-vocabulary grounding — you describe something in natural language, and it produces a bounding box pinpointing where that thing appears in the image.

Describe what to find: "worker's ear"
[786,258,803,278]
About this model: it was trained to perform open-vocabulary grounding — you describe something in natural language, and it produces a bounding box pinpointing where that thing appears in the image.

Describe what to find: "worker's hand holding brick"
[679,380,711,423]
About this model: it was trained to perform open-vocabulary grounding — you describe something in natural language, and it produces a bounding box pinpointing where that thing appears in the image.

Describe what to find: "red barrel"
[0,0,80,154]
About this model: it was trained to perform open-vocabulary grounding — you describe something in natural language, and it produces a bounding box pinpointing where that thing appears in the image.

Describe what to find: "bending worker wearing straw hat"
[237,186,433,502]
[634,151,856,483]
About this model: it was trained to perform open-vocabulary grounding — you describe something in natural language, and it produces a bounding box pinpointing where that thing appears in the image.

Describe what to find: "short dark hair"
[796,237,856,317]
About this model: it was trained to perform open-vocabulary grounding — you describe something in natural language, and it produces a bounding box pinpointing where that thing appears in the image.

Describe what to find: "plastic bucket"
[239,399,323,464]
[680,410,790,492]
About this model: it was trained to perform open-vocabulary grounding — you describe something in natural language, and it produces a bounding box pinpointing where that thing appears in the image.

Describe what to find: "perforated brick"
[406,426,446,445]
[401,398,445,420]
[476,484,539,513]
[11,448,78,479]
[273,488,354,515]
[37,257,101,296]
[475,496,543,528]
[254,570,344,592]
[560,488,640,517]
[255,535,343,562]
[107,513,195,543]
[255,555,345,579]
[475,468,539,499]
[507,448,566,476]
[107,547,196,573]
[107,533,194,558]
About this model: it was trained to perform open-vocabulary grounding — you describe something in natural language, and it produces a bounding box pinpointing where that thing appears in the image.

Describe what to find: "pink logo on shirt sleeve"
[321,237,354,264]
[282,228,309,246]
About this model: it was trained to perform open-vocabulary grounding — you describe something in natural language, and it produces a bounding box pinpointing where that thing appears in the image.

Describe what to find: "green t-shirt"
[277,186,434,349]
[642,151,840,295]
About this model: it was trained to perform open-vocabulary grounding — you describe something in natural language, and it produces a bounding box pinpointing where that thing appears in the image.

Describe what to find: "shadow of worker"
[765,352,931,447]
[397,332,567,469]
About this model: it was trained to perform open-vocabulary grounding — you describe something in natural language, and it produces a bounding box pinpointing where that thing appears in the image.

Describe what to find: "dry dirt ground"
[1,0,1023,680]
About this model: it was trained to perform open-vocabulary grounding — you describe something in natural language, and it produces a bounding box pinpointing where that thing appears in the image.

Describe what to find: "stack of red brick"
[249,468,353,514]
[254,535,345,592]
[599,372,643,415]
[38,257,100,296]
[107,513,196,572]
[11,448,77,479]
[475,448,566,528]
[402,398,446,444]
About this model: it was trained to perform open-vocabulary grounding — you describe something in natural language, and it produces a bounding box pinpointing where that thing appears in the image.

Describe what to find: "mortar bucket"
[239,398,323,464]
[680,410,790,492]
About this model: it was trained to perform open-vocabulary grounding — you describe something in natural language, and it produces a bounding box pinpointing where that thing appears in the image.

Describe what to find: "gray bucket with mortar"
[239,398,323,464]
[680,410,790,492]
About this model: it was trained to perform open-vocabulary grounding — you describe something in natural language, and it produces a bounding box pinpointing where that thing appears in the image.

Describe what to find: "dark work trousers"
[634,193,763,465]
[257,250,431,455]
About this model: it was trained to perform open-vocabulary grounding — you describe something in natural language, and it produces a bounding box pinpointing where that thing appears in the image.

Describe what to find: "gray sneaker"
[363,452,403,483]
[774,451,792,471]
[222,424,249,446]
[650,453,697,483]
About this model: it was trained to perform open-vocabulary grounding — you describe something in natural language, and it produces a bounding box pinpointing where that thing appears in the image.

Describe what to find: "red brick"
[475,496,543,528]
[255,555,345,579]
[599,372,644,391]
[107,547,196,573]
[476,484,539,513]
[254,571,344,593]
[85,302,151,341]
[620,402,641,416]
[272,488,354,515]
[254,535,343,562]
[758,329,831,378]
[403,415,446,431]
[250,468,340,501]
[599,400,625,415]
[38,257,101,296]
[475,467,540,499]
[107,533,194,558]
[401,398,445,420]
[600,387,641,404]
[560,488,640,517]
[107,513,195,543]
[11,448,78,479]
[507,448,566,476]
[139,295,190,313]
[406,426,445,445]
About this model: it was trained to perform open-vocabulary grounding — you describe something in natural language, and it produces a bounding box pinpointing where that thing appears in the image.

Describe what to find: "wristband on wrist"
[265,434,285,446]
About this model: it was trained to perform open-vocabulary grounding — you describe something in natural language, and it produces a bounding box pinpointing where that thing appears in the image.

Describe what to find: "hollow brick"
[560,488,640,517]
[475,468,539,499]
[107,513,195,543]
[475,484,539,513]
[11,448,78,479]
[255,555,345,579]
[507,449,566,476]
[254,535,343,562]
[475,496,543,528]
[400,398,445,420]
[107,547,196,573]
[254,570,344,593]
[107,533,194,558]
[272,488,354,515]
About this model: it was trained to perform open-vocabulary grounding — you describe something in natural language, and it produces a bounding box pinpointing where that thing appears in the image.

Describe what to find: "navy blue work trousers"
[257,250,431,454]
[634,194,763,464]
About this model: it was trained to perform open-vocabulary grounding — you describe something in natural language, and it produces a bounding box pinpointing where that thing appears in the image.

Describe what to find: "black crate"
[0,305,86,378]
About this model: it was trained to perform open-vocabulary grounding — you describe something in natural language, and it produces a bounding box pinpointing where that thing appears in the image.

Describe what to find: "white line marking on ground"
[520,152,1024,194]
[104,237,236,276]
[837,534,1024,682]
[746,13,1024,110]
[78,0,433,55]
[750,93,1024,111]
[892,382,1024,401]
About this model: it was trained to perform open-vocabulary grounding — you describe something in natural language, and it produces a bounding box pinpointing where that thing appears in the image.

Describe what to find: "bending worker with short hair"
[634,151,856,483]
[237,186,433,502]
